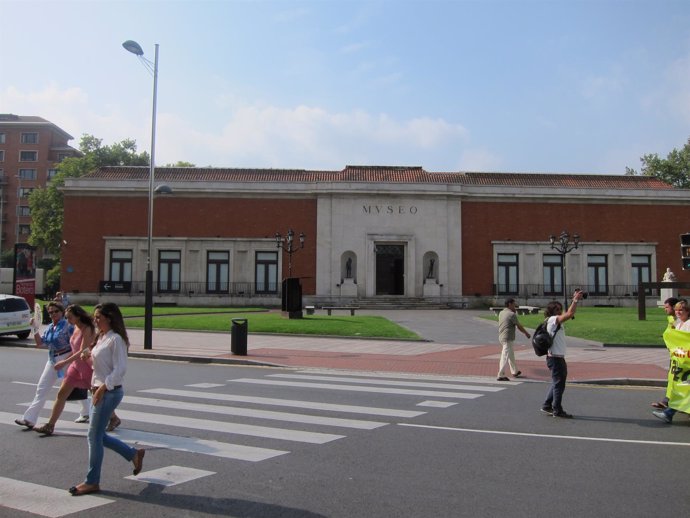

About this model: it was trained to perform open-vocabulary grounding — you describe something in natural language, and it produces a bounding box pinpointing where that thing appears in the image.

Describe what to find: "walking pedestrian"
[14,301,73,429]
[68,302,144,496]
[653,299,690,424]
[496,298,530,381]
[651,297,679,410]
[540,290,585,418]
[33,305,95,435]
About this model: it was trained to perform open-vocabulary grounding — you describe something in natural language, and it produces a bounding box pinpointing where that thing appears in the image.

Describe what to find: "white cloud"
[457,147,504,172]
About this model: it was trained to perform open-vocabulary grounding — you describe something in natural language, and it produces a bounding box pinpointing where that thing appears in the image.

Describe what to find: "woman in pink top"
[33,305,95,435]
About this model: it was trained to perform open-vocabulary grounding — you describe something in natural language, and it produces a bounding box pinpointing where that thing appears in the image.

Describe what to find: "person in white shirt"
[68,302,144,496]
[540,290,585,418]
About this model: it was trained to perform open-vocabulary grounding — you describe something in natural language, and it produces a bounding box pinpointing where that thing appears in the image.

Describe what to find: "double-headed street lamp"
[123,39,159,350]
[549,230,580,308]
[275,229,305,278]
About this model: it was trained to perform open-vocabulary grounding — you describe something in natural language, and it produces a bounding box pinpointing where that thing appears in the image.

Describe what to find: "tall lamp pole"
[549,230,579,308]
[123,39,159,350]
[275,229,305,277]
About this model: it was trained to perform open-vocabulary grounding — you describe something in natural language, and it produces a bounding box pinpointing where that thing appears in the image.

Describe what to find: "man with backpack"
[541,290,585,418]
[496,298,531,381]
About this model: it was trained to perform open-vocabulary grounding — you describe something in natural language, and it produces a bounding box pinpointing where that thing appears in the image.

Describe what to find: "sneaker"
[652,410,672,424]
[540,406,553,415]
[496,376,510,381]
[74,415,89,424]
[512,371,522,378]
[552,410,573,418]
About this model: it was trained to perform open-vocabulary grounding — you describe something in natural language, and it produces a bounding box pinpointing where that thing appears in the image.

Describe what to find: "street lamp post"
[123,39,159,350]
[549,230,580,308]
[275,229,305,278]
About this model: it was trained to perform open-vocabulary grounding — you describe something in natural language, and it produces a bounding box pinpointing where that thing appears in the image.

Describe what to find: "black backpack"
[532,318,561,356]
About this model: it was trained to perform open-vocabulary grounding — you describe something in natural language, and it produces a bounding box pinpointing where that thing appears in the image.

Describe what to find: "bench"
[489,307,503,315]
[322,306,359,316]
[517,306,540,315]
[305,305,315,315]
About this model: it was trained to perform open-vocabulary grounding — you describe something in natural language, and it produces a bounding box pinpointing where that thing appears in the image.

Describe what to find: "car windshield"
[0,299,29,312]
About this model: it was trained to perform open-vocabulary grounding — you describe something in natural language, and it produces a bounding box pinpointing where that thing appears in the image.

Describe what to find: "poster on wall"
[13,243,36,307]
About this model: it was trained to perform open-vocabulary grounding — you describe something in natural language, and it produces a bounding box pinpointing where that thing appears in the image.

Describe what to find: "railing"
[99,281,280,297]
[493,284,660,298]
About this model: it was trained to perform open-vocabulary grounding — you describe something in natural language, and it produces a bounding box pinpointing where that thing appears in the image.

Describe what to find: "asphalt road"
[1,348,688,518]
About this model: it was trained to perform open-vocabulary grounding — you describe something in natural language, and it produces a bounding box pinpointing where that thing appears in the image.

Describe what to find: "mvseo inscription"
[363,205,418,215]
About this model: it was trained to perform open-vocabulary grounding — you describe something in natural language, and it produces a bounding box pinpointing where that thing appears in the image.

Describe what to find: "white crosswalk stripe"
[229,377,485,398]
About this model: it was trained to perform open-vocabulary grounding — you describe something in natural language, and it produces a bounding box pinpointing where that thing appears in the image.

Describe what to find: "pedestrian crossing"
[3,370,517,517]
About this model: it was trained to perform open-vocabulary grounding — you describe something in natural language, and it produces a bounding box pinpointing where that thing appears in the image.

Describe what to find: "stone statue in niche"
[427,258,435,279]
[663,267,677,282]
[346,257,353,278]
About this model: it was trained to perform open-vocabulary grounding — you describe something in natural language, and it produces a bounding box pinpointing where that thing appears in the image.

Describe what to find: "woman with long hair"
[33,305,95,434]
[68,302,144,496]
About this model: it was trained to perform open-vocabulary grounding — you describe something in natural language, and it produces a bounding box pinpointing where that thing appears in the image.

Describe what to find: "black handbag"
[66,387,89,401]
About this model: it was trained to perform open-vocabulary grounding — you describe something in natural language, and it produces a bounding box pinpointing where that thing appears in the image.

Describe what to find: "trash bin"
[231,318,248,355]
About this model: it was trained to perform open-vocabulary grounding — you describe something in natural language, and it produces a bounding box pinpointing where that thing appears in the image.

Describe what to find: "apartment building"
[0,114,81,258]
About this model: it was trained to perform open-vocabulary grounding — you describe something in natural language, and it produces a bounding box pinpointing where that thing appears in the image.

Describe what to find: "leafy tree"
[626,137,690,188]
[28,135,150,255]
[165,160,196,167]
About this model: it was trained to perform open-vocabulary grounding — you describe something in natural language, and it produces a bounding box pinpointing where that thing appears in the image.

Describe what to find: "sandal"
[68,483,100,496]
[651,401,668,409]
[34,423,54,435]
[14,418,34,429]
[106,415,121,432]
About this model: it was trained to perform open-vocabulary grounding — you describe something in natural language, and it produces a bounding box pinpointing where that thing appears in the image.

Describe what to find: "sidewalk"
[124,310,670,386]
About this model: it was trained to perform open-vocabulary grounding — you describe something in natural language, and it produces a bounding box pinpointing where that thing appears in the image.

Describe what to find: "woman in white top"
[68,302,144,496]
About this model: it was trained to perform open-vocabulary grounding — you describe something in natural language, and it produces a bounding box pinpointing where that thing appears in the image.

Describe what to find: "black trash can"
[231,318,248,355]
[42,304,50,325]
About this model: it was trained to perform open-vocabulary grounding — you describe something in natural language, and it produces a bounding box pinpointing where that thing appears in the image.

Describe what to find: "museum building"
[60,165,690,307]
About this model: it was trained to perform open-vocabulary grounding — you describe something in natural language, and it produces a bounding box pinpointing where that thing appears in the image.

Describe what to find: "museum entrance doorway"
[375,244,405,295]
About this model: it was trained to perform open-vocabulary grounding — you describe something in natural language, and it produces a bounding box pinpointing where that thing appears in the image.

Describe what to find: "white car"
[0,294,32,340]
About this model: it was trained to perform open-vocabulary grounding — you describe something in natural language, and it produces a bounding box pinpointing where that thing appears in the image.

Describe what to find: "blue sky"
[1,0,689,173]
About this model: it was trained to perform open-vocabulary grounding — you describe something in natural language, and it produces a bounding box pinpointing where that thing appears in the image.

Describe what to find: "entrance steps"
[354,297,451,310]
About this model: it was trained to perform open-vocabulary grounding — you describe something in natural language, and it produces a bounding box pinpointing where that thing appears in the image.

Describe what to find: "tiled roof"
[85,165,675,190]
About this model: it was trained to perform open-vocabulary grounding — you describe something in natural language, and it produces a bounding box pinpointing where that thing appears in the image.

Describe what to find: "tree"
[28,135,150,255]
[626,137,690,188]
[165,160,196,167]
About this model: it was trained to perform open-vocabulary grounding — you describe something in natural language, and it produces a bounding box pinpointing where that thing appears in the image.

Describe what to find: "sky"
[1,0,689,174]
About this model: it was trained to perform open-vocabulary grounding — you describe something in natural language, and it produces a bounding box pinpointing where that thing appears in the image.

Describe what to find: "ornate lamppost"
[275,229,305,318]
[275,229,305,278]
[549,230,580,308]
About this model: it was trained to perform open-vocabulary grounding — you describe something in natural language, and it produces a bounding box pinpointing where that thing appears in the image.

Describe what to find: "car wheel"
[16,331,31,340]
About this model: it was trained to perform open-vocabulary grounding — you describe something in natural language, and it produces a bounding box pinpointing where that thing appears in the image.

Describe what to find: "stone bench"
[305,305,316,315]
[322,306,359,316]
[517,306,540,315]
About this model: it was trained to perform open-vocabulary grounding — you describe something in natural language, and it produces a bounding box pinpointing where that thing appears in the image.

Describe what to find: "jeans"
[85,387,135,485]
[544,356,568,412]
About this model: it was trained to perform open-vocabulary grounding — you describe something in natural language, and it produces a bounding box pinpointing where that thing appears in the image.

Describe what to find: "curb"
[127,351,284,368]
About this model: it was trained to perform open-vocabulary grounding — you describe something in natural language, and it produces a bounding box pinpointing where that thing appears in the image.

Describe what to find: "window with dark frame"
[19,150,37,161]
[497,253,519,295]
[207,251,230,293]
[255,251,278,294]
[543,254,563,295]
[631,254,652,295]
[587,254,609,295]
[110,250,133,282]
[20,132,38,144]
[19,168,37,180]
[158,250,181,292]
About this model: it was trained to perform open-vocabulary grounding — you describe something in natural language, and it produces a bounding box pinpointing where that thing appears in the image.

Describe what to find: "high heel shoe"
[132,448,145,475]
[106,415,121,432]
[34,423,54,435]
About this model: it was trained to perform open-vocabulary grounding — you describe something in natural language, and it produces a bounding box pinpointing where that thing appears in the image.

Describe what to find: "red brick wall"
[62,196,317,294]
[461,200,690,295]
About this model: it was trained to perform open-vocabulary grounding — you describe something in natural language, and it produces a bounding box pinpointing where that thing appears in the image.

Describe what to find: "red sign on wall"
[13,243,36,307]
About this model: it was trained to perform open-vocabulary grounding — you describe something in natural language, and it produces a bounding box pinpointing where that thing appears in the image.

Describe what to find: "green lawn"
[485,306,670,346]
[40,302,420,340]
